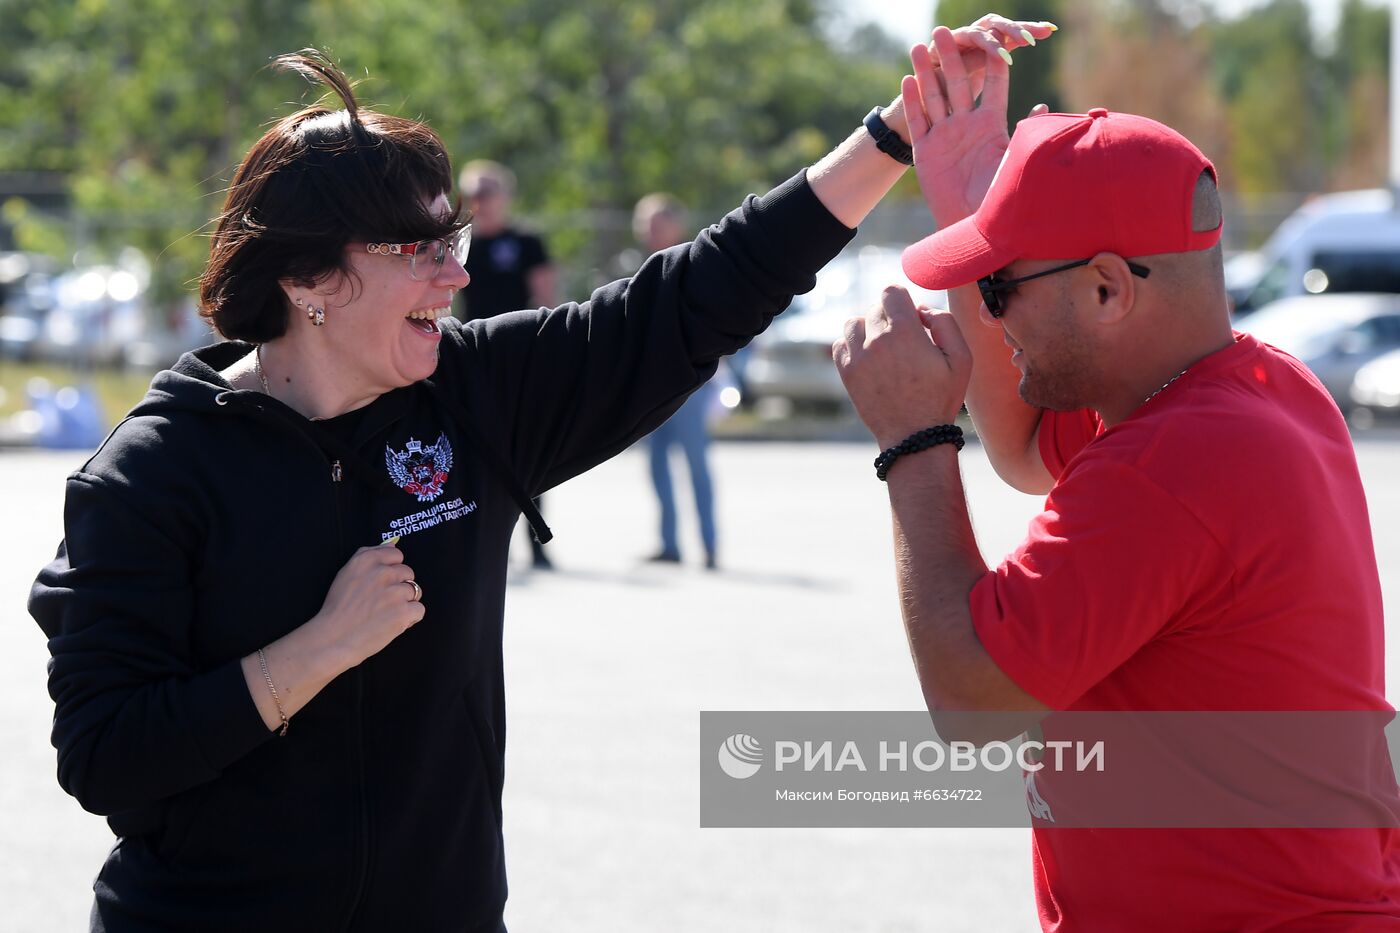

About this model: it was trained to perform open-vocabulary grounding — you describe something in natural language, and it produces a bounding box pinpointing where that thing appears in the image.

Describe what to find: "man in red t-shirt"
[832,25,1400,931]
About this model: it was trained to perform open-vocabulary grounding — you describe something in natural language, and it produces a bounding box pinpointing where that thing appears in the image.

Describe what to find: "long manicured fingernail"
[998,47,1014,65]
[1044,22,1059,31]
[385,535,401,546]
[1019,29,1036,45]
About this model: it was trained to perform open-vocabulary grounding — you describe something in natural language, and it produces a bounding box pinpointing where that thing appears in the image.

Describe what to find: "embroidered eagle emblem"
[385,433,453,502]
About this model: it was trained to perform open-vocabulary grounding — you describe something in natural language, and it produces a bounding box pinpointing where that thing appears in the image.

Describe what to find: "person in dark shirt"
[457,159,559,568]
[457,160,556,322]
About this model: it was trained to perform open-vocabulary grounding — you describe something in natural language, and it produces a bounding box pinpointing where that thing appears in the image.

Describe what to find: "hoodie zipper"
[329,457,372,929]
[221,395,375,927]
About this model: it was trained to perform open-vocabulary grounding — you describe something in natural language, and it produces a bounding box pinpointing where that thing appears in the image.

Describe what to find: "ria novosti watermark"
[728,734,1103,776]
[700,711,1400,829]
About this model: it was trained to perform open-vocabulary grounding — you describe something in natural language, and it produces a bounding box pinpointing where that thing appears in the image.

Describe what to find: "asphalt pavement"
[5,434,1400,932]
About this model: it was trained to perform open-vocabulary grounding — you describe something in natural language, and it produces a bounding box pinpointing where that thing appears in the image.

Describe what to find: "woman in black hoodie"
[30,23,1046,932]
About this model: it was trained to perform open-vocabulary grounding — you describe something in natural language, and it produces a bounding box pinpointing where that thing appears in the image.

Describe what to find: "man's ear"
[1084,252,1137,325]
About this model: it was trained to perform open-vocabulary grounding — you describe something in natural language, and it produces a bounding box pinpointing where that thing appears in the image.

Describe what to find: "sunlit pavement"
[6,434,1400,931]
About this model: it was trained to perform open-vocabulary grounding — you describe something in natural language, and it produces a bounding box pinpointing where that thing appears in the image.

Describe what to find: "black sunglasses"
[978,258,1152,317]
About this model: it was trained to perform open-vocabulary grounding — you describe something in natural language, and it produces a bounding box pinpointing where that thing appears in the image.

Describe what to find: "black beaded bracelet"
[874,425,965,481]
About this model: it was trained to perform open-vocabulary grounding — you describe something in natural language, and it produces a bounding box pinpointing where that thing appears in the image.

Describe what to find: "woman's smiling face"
[308,193,470,393]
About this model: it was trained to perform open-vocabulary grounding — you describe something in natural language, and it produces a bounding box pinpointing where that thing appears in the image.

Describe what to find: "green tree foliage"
[1205,0,1328,195]
[4,0,1393,296]
[1328,0,1390,189]
[0,0,323,294]
[0,0,907,300]
[949,0,1391,208]
[1053,1,1229,190]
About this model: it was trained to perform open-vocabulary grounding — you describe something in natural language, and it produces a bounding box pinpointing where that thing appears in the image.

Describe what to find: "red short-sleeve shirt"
[969,333,1400,929]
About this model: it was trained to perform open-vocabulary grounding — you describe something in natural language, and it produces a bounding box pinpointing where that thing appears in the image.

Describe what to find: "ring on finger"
[406,579,422,602]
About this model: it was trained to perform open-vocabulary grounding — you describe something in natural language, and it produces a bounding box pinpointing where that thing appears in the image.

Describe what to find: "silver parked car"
[746,246,944,412]
[1236,293,1400,412]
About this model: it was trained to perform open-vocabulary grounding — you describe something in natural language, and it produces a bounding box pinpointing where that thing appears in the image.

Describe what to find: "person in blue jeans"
[636,194,719,569]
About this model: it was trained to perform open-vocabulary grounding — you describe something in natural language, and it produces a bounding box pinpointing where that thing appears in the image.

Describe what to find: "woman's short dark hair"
[199,50,466,343]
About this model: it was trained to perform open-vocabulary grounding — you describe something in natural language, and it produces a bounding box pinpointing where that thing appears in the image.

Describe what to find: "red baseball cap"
[901,109,1221,290]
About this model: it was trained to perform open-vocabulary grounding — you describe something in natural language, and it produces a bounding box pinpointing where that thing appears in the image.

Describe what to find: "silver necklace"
[253,344,324,420]
[254,344,271,395]
[1144,368,1188,405]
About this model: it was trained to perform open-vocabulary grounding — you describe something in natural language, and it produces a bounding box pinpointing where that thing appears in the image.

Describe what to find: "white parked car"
[1233,189,1400,316]
[0,251,56,361]
[746,246,944,412]
[36,266,148,367]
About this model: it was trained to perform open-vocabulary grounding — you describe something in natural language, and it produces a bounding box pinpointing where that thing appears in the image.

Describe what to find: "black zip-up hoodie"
[30,173,853,932]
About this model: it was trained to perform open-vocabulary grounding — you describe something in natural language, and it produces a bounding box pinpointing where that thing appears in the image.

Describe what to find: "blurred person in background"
[456,160,556,323]
[635,193,719,569]
[458,159,558,569]
[28,21,1051,932]
[832,24,1400,931]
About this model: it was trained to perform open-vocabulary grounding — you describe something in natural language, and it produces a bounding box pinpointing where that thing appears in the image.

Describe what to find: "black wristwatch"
[863,106,914,166]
